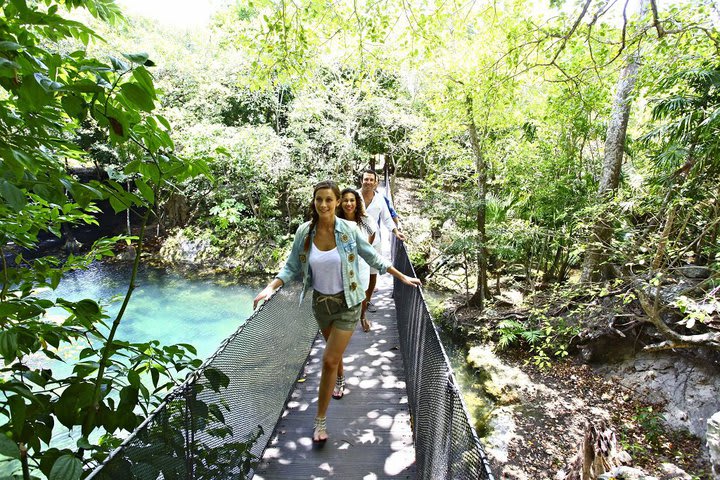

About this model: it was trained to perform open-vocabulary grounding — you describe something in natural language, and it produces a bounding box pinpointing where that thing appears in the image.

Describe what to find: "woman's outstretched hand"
[401,275,422,288]
[253,286,276,309]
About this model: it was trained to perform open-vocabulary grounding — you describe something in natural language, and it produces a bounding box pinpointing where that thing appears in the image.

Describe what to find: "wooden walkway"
[255,275,416,479]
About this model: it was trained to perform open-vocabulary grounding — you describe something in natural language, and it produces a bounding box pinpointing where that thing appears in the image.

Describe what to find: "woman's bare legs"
[365,274,377,306]
[314,326,354,442]
[360,280,374,332]
[320,326,348,378]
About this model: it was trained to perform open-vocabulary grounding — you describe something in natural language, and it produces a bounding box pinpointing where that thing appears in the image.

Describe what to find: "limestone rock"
[708,412,720,479]
[596,352,720,441]
[597,466,657,479]
[673,265,712,279]
[116,245,136,261]
[658,462,692,479]
[466,345,537,404]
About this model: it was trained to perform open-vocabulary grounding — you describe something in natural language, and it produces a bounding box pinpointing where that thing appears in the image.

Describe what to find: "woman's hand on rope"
[253,280,282,309]
[401,275,422,288]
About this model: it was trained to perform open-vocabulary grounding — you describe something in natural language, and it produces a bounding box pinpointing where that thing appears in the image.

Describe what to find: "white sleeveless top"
[309,243,343,294]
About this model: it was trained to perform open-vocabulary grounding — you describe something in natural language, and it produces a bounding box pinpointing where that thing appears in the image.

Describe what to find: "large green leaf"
[204,368,230,393]
[134,178,154,204]
[109,56,129,72]
[120,83,154,112]
[0,57,19,78]
[122,52,149,65]
[0,180,27,211]
[49,454,82,480]
[16,74,52,111]
[0,331,19,362]
[0,41,23,51]
[0,459,21,477]
[0,435,20,459]
[131,67,155,98]
[61,94,85,119]
[54,382,95,429]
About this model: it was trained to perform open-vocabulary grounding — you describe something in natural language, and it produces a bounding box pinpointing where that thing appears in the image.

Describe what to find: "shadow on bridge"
[86,240,494,480]
[256,275,415,479]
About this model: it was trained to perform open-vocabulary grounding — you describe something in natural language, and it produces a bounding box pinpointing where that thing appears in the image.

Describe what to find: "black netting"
[392,239,495,480]
[87,224,494,479]
[86,284,318,480]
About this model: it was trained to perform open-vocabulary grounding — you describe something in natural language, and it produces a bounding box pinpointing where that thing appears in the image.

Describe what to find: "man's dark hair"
[361,169,378,181]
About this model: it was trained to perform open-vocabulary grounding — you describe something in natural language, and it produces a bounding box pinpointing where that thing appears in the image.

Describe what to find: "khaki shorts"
[312,290,361,331]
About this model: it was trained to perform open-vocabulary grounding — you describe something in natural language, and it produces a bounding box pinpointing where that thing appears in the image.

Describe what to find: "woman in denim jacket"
[253,180,421,444]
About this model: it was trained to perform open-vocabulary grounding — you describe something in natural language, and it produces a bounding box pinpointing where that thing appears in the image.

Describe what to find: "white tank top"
[309,243,343,294]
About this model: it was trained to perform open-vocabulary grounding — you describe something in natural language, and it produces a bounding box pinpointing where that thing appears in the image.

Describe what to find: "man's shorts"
[312,290,361,331]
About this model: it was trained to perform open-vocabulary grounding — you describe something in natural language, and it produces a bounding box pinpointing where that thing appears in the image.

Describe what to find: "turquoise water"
[33,262,258,450]
[44,262,256,361]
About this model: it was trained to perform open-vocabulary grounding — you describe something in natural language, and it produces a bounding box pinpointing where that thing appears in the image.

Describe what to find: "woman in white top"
[337,188,376,332]
[253,181,421,444]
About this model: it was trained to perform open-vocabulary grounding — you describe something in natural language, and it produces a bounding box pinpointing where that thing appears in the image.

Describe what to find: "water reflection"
[44,262,256,360]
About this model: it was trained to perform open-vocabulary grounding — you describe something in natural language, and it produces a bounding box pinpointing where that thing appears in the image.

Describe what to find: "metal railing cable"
[86,284,318,480]
[87,170,494,478]
[392,238,495,480]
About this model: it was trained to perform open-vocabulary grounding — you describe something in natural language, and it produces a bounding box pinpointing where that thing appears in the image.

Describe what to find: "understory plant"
[0,2,260,479]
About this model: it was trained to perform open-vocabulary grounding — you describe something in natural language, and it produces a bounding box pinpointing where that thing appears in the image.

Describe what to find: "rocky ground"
[447,305,712,479]
[390,176,716,479]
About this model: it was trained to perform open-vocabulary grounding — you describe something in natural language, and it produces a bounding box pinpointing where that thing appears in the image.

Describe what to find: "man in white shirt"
[358,169,406,312]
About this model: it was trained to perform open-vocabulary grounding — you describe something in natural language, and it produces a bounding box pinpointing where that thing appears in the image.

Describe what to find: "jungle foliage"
[1,0,720,477]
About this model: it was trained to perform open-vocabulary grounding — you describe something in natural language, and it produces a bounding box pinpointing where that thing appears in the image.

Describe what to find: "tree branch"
[635,286,720,351]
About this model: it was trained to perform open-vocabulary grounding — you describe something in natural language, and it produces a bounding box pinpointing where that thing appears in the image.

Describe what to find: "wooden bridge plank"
[255,276,416,479]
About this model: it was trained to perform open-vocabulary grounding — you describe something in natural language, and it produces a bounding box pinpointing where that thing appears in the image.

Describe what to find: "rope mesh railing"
[86,284,318,480]
[393,238,495,480]
[87,221,494,479]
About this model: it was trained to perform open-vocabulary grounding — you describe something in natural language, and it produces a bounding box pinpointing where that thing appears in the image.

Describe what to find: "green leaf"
[0,331,19,361]
[55,382,95,429]
[127,369,140,388]
[0,57,19,77]
[34,73,63,92]
[0,434,20,459]
[0,41,23,51]
[73,299,101,318]
[177,343,197,355]
[120,83,154,112]
[8,395,27,436]
[204,368,230,393]
[134,178,154,204]
[49,454,82,480]
[208,403,225,424]
[109,193,128,213]
[131,67,155,98]
[122,52,149,65]
[0,179,27,211]
[76,437,93,450]
[17,74,52,111]
[64,79,104,93]
[61,94,85,119]
[109,56,129,72]
[0,459,22,477]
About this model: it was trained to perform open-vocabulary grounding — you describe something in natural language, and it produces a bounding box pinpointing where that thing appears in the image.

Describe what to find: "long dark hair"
[337,188,366,221]
[303,180,341,252]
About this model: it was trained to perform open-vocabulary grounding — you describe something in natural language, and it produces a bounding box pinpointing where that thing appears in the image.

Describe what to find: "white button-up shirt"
[357,189,395,247]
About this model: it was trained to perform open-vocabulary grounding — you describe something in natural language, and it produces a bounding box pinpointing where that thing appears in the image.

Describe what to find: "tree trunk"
[126,180,132,235]
[556,420,630,480]
[466,96,489,309]
[581,50,640,283]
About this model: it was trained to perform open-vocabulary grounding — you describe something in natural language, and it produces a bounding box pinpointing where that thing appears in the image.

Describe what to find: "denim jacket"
[276,217,392,307]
